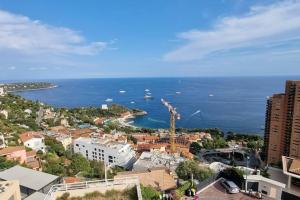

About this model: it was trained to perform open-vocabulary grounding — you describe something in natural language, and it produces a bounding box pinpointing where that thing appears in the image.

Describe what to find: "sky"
[0,0,300,80]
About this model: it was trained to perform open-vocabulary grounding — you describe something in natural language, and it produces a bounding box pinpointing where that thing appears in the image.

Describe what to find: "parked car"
[221,179,239,194]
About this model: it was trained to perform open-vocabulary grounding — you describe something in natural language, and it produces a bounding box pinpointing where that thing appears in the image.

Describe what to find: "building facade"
[264,80,300,164]
[73,137,136,169]
[20,132,46,152]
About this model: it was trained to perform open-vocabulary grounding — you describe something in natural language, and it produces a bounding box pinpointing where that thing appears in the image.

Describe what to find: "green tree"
[69,153,91,175]
[189,142,201,155]
[42,153,66,176]
[141,185,160,200]
[45,137,65,156]
[176,160,213,181]
[88,160,105,179]
[0,157,18,169]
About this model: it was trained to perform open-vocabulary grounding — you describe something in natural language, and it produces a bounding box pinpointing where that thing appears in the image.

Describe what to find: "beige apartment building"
[264,80,300,164]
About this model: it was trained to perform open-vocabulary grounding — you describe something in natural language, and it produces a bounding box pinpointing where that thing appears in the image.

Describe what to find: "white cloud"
[29,66,48,71]
[8,66,16,70]
[164,0,300,61]
[0,10,108,55]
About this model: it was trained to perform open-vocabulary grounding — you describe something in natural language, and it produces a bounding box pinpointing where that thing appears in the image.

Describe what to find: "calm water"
[14,76,300,134]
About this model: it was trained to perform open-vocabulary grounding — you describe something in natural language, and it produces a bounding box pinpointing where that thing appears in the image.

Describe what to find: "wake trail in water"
[190,110,201,117]
[148,117,167,124]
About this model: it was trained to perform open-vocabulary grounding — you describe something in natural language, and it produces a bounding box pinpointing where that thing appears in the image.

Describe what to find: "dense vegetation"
[176,128,222,136]
[2,82,55,92]
[41,140,123,178]
[0,93,132,136]
[141,185,161,200]
[176,160,214,181]
[0,157,18,170]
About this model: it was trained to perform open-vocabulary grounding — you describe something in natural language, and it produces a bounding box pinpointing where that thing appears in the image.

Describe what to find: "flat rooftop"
[0,165,59,191]
[197,179,273,200]
[75,137,128,150]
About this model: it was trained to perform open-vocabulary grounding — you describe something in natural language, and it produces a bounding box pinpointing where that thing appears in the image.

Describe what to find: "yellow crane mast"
[161,98,180,154]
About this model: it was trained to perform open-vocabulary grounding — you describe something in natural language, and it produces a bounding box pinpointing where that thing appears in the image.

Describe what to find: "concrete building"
[0,87,4,96]
[0,166,61,199]
[73,137,136,169]
[133,151,185,172]
[245,175,286,200]
[264,80,300,164]
[0,180,21,200]
[19,132,46,153]
[282,156,300,193]
[0,147,41,170]
[101,104,108,110]
[0,146,27,164]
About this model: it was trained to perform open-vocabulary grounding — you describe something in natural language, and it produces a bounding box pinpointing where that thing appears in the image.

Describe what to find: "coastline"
[117,114,137,128]
[9,85,58,93]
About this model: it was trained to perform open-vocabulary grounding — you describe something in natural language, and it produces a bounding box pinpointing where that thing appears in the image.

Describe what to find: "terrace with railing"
[44,177,142,200]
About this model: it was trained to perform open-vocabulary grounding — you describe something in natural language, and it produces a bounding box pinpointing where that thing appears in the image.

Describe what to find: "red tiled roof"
[0,146,26,155]
[20,131,43,143]
[133,135,159,142]
[63,177,81,184]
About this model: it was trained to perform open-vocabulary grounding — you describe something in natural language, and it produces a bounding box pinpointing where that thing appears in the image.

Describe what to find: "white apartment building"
[20,132,46,153]
[0,87,4,96]
[73,137,136,169]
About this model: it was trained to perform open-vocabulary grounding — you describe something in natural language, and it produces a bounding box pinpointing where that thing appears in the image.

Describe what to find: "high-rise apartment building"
[264,80,300,164]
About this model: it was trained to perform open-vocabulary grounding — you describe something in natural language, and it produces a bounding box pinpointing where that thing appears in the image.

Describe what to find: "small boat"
[145,89,150,92]
[130,101,135,104]
[105,98,113,102]
[119,90,126,93]
[144,95,153,100]
[209,94,214,97]
[176,91,181,94]
[146,92,152,95]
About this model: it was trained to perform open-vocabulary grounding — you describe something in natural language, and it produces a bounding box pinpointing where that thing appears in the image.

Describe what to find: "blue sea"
[14,76,300,135]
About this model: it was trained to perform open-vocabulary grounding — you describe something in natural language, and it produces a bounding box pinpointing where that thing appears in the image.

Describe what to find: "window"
[262,190,268,195]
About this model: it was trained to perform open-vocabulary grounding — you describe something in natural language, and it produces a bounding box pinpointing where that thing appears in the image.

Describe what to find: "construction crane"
[161,98,180,154]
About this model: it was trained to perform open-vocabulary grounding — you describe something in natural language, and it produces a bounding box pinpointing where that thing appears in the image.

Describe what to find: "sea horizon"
[1,74,300,82]
[11,76,300,135]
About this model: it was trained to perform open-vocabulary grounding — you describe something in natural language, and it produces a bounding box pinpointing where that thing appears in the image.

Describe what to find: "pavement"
[194,180,273,200]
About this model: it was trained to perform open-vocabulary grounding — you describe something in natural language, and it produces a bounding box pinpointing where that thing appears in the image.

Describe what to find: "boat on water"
[146,92,152,95]
[176,91,181,94]
[209,94,214,97]
[119,90,126,93]
[144,95,153,100]
[145,89,150,92]
[105,98,113,102]
[130,101,135,104]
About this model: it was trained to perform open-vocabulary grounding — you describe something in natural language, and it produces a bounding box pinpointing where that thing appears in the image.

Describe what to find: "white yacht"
[105,98,113,102]
[144,95,153,100]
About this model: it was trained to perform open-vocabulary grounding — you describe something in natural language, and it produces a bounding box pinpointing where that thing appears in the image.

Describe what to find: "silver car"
[221,179,239,194]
